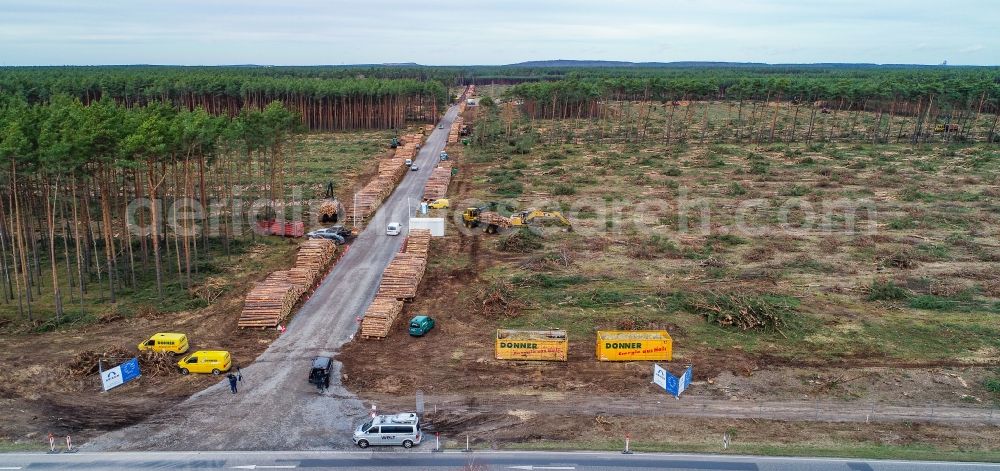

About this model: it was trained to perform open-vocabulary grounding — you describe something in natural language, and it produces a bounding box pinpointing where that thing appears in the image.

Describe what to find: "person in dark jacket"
[236,366,243,382]
[227,373,238,394]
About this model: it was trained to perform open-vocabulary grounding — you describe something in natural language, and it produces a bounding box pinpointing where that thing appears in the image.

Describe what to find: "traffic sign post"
[65,435,76,453]
[622,432,632,454]
[47,432,56,454]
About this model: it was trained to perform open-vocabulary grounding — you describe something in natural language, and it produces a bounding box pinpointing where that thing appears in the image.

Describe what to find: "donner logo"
[500,342,538,349]
[605,342,643,349]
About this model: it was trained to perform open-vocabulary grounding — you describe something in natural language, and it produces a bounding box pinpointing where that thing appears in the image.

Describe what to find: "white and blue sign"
[652,364,693,399]
[101,357,141,391]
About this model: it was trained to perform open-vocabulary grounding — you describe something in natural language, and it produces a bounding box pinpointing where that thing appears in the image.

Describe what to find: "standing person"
[227,373,238,394]
[236,366,243,382]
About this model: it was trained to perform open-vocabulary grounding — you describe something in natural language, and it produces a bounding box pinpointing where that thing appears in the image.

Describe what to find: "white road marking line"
[507,466,576,470]
[231,466,297,470]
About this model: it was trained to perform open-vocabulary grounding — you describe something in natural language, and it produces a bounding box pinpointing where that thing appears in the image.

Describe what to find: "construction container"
[495,329,568,361]
[596,330,672,361]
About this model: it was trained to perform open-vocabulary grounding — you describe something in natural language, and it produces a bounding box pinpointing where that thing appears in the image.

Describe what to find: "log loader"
[463,206,572,234]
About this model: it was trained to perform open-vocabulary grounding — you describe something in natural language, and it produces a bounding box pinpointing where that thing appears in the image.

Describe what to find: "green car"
[408,315,435,336]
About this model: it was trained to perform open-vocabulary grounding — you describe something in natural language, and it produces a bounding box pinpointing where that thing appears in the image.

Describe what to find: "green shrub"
[553,184,577,196]
[496,227,544,253]
[664,166,682,176]
[866,279,910,301]
[728,182,747,196]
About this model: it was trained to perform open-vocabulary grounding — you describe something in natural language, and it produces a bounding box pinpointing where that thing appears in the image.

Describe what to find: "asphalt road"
[3,450,998,470]
[85,105,460,451]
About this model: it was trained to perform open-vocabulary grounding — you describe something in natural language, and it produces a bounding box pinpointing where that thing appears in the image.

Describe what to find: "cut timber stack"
[377,253,427,301]
[288,239,337,290]
[359,295,405,339]
[238,276,299,328]
[480,211,512,228]
[403,229,431,256]
[343,133,425,222]
[238,239,337,328]
[318,199,342,223]
[422,162,453,200]
[448,117,463,144]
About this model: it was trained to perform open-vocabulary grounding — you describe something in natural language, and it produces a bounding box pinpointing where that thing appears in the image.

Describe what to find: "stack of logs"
[318,200,341,223]
[359,296,405,339]
[343,133,425,222]
[422,162,453,200]
[402,228,431,256]
[376,253,426,301]
[359,229,433,339]
[448,117,463,144]
[480,211,512,228]
[238,239,337,328]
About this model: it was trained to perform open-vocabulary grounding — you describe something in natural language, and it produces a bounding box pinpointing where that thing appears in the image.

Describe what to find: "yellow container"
[596,330,672,361]
[495,329,568,361]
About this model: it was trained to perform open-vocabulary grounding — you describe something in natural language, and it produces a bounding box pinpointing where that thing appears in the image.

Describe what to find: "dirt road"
[85,105,460,451]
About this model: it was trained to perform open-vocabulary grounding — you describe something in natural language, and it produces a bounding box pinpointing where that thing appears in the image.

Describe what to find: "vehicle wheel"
[179,368,190,375]
[402,440,413,448]
[212,369,221,375]
[357,440,369,449]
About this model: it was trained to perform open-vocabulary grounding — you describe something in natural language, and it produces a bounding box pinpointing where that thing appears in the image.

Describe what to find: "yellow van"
[428,198,449,209]
[177,350,232,375]
[138,333,189,354]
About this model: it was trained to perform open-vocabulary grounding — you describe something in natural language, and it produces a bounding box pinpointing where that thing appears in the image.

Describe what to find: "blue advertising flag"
[120,357,141,383]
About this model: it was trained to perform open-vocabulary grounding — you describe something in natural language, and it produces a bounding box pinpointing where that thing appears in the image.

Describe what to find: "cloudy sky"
[1,0,996,66]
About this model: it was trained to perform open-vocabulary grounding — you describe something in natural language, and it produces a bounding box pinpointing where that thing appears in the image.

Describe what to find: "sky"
[0,0,996,66]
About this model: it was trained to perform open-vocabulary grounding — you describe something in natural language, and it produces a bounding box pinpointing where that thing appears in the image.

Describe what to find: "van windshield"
[361,420,372,431]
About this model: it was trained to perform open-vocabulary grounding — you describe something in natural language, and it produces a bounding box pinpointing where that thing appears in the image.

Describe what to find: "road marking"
[507,467,575,470]
[0,467,24,470]
[231,466,296,470]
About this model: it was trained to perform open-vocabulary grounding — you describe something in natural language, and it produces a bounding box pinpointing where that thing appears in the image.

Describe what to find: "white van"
[353,413,422,448]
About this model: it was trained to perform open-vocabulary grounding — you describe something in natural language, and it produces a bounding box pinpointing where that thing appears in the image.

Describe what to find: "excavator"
[463,206,572,234]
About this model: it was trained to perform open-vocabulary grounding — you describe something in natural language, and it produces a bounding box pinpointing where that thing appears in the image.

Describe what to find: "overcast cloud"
[0,0,996,65]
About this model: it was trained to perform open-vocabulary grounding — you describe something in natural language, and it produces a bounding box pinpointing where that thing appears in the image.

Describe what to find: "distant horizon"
[3,59,997,68]
[1,0,995,67]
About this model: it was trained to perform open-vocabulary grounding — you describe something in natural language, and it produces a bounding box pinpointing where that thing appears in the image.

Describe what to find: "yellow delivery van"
[137,333,189,354]
[177,350,232,375]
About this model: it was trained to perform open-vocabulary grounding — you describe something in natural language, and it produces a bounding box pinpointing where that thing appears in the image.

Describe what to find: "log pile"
[343,133,425,222]
[238,276,300,328]
[359,295,405,339]
[422,162,453,200]
[239,239,338,328]
[480,211,512,228]
[287,239,337,290]
[403,229,431,256]
[318,199,342,223]
[448,117,463,144]
[376,253,427,300]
